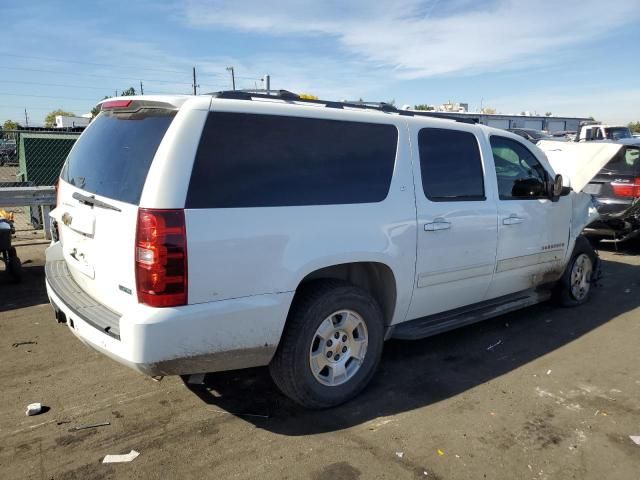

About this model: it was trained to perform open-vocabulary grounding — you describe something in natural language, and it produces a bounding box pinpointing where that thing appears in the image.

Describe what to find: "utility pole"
[226,66,235,90]
[192,66,198,95]
[140,81,144,95]
[24,109,29,127]
[263,74,270,94]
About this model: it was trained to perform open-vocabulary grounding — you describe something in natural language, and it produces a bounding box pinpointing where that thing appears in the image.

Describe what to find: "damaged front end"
[538,141,626,242]
[584,198,640,242]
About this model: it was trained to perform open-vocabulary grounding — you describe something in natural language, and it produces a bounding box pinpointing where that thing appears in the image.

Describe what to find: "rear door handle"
[503,215,524,225]
[424,218,451,231]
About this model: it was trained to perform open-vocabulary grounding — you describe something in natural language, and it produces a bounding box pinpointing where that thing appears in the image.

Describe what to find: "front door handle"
[503,215,524,225]
[424,218,451,231]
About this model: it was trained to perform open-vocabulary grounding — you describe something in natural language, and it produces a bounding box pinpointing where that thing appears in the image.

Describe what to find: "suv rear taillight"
[135,208,188,307]
[611,177,640,198]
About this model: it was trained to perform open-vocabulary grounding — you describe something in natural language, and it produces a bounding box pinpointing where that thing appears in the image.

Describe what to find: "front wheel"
[270,280,384,409]
[554,236,598,307]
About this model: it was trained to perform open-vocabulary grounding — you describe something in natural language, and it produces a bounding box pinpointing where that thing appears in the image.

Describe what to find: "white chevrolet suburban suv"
[46,90,600,408]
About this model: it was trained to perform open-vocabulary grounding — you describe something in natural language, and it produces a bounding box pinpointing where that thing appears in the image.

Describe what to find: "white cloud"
[183,0,640,78]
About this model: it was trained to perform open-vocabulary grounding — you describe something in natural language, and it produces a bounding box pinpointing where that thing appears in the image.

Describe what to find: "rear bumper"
[586,198,640,240]
[45,245,293,376]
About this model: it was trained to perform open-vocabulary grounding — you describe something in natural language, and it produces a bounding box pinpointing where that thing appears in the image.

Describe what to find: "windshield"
[605,127,632,140]
[60,109,176,205]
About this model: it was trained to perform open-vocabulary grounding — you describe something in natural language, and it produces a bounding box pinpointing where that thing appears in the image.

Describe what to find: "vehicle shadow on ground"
[0,263,48,312]
[186,251,640,436]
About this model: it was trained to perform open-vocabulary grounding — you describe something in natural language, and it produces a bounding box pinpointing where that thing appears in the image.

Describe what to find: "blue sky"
[1,0,639,126]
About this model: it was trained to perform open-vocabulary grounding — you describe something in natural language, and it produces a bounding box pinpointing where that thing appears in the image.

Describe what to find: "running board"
[391,289,552,340]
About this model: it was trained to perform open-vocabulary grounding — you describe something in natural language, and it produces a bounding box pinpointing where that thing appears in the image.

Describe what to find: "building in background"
[405,102,590,133]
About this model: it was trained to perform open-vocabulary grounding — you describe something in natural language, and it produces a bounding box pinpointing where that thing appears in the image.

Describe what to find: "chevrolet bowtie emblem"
[61,212,72,226]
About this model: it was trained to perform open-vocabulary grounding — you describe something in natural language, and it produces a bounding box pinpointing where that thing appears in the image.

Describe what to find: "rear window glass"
[418,128,485,201]
[602,147,640,175]
[61,109,176,205]
[186,112,398,208]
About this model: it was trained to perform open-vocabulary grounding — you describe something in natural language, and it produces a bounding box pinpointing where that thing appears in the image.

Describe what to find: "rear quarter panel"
[185,102,417,325]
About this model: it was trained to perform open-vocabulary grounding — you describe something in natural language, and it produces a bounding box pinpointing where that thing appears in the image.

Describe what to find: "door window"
[418,128,485,201]
[490,136,548,200]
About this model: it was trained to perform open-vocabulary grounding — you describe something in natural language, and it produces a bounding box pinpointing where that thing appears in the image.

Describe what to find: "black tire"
[554,236,598,307]
[269,280,384,409]
[7,255,22,283]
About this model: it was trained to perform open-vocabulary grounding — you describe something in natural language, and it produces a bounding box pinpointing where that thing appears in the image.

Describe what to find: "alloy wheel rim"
[309,309,368,387]
[570,253,593,301]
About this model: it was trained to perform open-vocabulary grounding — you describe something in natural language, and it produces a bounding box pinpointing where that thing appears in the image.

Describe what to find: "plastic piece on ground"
[102,450,140,463]
[26,403,43,416]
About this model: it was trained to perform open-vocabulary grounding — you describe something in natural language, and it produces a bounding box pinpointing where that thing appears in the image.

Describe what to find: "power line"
[0,105,89,111]
[0,79,115,91]
[0,79,198,96]
[1,66,194,85]
[2,92,99,102]
[0,51,202,76]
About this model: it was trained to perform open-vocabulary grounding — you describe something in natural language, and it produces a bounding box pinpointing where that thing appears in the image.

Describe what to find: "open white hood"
[537,141,623,192]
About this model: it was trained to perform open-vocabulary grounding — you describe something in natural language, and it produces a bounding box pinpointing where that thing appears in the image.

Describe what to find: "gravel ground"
[0,240,639,480]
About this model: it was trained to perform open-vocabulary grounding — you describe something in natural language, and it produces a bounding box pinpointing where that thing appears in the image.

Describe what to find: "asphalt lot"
[1,240,639,480]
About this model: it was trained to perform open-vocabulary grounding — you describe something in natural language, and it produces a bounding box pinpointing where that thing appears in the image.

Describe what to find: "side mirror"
[547,174,564,200]
[553,174,563,197]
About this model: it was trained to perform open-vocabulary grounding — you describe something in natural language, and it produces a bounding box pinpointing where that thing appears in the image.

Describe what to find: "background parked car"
[583,143,640,243]
[0,139,17,166]
[507,128,556,144]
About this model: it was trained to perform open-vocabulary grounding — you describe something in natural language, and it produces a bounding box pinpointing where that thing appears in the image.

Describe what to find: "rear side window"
[186,112,398,208]
[602,147,640,175]
[418,128,485,201]
[61,109,176,205]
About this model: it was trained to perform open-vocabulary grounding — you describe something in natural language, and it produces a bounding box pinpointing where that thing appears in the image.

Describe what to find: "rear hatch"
[53,101,177,314]
[586,146,640,216]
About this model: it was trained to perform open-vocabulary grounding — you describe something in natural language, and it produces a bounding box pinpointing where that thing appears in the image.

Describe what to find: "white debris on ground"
[102,450,140,463]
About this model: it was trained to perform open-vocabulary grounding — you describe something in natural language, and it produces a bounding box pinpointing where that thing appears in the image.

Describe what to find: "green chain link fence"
[0,129,80,235]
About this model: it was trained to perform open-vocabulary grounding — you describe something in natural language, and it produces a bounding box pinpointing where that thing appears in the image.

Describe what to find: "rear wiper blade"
[72,192,121,212]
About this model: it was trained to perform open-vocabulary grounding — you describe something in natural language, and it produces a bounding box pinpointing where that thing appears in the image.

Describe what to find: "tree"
[2,119,21,130]
[481,107,496,114]
[545,112,553,117]
[414,104,435,111]
[91,95,112,118]
[90,87,137,118]
[44,109,76,128]
[628,121,640,133]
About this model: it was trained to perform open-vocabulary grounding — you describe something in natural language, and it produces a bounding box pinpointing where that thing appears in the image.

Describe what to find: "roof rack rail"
[206,90,476,124]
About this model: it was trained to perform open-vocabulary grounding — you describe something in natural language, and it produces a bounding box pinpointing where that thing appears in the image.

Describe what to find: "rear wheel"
[270,280,384,409]
[555,237,598,307]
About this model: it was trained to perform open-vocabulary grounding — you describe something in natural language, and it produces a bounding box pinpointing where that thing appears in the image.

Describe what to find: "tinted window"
[186,112,398,208]
[490,136,548,200]
[418,128,484,201]
[602,147,640,175]
[605,127,632,140]
[61,109,176,205]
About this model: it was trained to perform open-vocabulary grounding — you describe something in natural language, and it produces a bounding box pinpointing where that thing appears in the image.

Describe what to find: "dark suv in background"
[584,144,640,243]
[507,128,555,144]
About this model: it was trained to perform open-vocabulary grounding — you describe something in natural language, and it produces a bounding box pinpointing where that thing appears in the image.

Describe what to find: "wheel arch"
[291,261,398,327]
